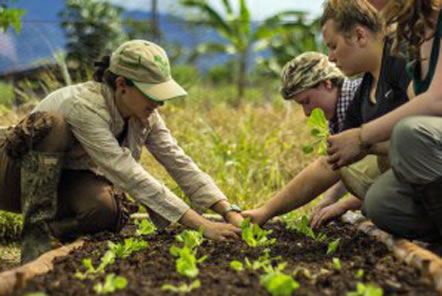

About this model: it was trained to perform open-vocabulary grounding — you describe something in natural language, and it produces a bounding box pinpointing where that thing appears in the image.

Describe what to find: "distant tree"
[180,0,312,103]
[0,0,25,32]
[256,14,325,78]
[59,0,127,69]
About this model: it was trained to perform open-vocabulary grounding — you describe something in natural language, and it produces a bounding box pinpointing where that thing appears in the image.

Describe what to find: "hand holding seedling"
[327,127,368,170]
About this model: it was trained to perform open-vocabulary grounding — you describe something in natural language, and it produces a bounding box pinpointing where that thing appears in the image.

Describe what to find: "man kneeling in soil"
[0,40,242,264]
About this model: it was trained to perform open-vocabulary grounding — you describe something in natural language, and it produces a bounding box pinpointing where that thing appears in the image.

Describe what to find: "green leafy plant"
[244,250,283,272]
[175,228,205,251]
[135,219,156,236]
[74,250,116,279]
[260,270,299,296]
[230,260,244,272]
[294,215,327,242]
[108,238,148,259]
[302,108,329,155]
[170,246,207,279]
[333,257,342,270]
[355,269,364,279]
[281,211,300,231]
[327,238,341,255]
[241,218,276,247]
[346,282,384,296]
[23,293,48,296]
[93,273,128,294]
[161,280,201,293]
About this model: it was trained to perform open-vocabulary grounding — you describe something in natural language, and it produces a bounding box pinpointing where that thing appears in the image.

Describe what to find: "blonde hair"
[320,0,383,36]
[382,0,439,62]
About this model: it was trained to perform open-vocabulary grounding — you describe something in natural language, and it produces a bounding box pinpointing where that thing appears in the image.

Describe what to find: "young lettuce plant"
[74,250,116,279]
[175,228,204,251]
[241,218,276,248]
[346,282,384,296]
[170,246,207,278]
[295,215,327,242]
[230,260,244,272]
[161,280,201,293]
[93,273,128,294]
[135,219,156,236]
[333,257,342,270]
[260,268,299,296]
[302,108,329,155]
[108,238,148,259]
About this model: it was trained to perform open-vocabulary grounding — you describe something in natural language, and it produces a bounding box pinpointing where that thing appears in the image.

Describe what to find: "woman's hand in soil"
[241,207,270,226]
[203,222,241,241]
[327,128,367,170]
[310,203,347,229]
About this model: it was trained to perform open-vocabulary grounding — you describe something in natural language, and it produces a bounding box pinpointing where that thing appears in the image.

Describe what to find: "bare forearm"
[263,157,340,218]
[320,180,348,206]
[337,195,362,211]
[362,93,442,145]
[367,141,389,156]
[178,208,212,230]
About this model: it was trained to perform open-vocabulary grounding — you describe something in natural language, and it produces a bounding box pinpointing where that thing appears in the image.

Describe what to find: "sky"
[107,0,324,20]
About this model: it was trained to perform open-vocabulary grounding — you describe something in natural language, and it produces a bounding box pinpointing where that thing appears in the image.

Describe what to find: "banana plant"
[180,0,311,102]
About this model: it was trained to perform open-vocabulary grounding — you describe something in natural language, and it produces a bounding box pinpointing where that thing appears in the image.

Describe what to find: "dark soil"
[12,221,439,296]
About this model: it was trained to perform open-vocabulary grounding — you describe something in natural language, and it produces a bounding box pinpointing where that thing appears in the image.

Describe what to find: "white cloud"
[106,0,323,20]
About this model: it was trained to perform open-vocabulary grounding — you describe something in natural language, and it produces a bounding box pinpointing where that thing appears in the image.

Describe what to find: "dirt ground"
[11,221,439,296]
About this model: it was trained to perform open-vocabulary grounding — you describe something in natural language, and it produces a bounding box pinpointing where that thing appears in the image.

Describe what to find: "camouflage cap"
[109,40,187,102]
[280,52,344,100]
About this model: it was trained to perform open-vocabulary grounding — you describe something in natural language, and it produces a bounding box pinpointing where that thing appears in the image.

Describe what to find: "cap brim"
[132,79,188,102]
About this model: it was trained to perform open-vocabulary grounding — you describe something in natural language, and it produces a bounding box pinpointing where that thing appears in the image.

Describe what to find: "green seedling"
[281,211,300,231]
[135,219,156,236]
[23,293,48,296]
[241,218,276,247]
[327,238,341,255]
[108,238,148,259]
[355,269,365,279]
[333,257,342,270]
[346,282,384,296]
[161,280,201,293]
[302,108,329,155]
[175,228,205,251]
[74,250,116,279]
[170,246,207,278]
[260,270,299,296]
[93,273,128,294]
[230,260,244,272]
[295,215,327,242]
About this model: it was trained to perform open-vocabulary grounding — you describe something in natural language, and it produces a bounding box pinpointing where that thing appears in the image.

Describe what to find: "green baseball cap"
[109,40,187,102]
[280,52,344,100]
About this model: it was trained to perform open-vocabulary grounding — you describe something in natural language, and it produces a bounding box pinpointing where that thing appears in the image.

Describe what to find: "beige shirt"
[34,81,227,228]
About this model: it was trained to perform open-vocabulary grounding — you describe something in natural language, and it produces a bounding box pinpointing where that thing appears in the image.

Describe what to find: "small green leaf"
[302,145,314,154]
[230,260,244,272]
[333,257,342,270]
[355,269,364,279]
[326,238,340,255]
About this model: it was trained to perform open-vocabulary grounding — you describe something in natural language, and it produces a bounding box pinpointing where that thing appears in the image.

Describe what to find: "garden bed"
[10,219,439,296]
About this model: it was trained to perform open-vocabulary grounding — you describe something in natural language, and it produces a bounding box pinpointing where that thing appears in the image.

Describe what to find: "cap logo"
[154,55,170,77]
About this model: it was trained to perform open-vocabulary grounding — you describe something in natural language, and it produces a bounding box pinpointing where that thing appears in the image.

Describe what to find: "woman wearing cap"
[242,0,410,228]
[327,0,442,242]
[279,52,362,228]
[0,40,242,264]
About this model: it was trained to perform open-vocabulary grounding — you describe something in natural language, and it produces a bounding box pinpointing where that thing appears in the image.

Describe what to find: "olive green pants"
[0,112,125,238]
[362,116,442,242]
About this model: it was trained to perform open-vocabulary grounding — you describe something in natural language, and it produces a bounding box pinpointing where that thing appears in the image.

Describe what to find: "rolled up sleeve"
[145,112,227,211]
[65,102,190,226]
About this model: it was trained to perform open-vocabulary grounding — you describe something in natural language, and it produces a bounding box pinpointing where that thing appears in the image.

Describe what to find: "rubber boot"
[422,178,442,239]
[20,151,63,264]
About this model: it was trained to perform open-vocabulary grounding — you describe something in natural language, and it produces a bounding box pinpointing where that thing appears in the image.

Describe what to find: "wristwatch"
[221,204,242,219]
